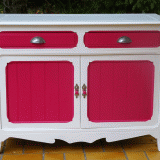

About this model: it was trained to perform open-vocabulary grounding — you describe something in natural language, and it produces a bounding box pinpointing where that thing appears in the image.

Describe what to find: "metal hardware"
[82,84,87,98]
[74,84,79,98]
[30,36,46,44]
[117,36,132,44]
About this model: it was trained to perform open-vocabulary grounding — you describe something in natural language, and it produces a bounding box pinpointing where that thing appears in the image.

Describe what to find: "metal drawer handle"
[117,36,132,44]
[30,36,46,44]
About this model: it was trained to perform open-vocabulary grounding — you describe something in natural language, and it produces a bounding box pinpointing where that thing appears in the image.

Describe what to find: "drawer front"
[0,31,78,48]
[84,31,160,48]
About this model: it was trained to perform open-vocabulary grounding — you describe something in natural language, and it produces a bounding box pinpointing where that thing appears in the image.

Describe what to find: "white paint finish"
[0,128,159,148]
[0,56,80,129]
[0,25,160,56]
[0,14,160,25]
[81,55,160,129]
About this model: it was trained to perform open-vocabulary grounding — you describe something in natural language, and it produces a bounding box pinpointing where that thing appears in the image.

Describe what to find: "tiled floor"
[0,135,160,160]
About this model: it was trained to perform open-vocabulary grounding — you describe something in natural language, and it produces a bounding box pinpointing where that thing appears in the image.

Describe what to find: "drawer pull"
[117,36,132,44]
[30,36,46,44]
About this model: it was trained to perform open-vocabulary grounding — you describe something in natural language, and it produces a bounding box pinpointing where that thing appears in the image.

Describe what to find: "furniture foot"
[157,138,160,151]
[0,141,2,153]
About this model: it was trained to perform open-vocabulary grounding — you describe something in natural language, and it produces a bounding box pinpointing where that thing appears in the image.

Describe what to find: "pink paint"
[83,91,87,95]
[6,61,74,123]
[75,90,79,94]
[0,31,78,48]
[87,60,154,122]
[84,31,160,48]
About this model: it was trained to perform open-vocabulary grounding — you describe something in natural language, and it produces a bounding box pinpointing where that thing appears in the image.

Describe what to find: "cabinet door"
[0,56,80,129]
[81,55,159,128]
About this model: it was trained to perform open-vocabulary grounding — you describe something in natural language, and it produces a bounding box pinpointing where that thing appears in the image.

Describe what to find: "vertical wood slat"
[6,62,18,121]
[87,60,154,122]
[6,61,74,123]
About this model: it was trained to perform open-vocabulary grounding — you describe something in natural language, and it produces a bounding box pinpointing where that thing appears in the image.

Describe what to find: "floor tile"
[44,141,83,153]
[126,152,148,160]
[104,144,123,152]
[4,138,24,155]
[65,153,85,160]
[86,152,126,160]
[44,153,64,160]
[24,140,43,154]
[2,154,43,160]
[146,151,160,160]
[122,143,158,152]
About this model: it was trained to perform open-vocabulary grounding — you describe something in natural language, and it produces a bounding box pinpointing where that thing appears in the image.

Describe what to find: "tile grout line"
[100,139,105,152]
[144,151,150,160]
[22,141,25,154]
[121,144,129,160]
[83,148,87,160]
[63,153,66,160]
[0,140,7,160]
[102,146,105,152]
[42,144,45,160]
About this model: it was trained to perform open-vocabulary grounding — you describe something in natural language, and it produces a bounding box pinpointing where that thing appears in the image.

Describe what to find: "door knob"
[74,84,79,98]
[82,84,87,98]
[30,36,46,44]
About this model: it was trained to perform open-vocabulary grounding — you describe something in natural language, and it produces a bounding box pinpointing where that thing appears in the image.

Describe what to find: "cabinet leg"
[0,141,2,153]
[157,138,160,151]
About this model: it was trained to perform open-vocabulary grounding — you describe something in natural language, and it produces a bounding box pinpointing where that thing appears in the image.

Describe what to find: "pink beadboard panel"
[0,31,78,48]
[84,31,160,48]
[87,60,154,122]
[6,61,74,123]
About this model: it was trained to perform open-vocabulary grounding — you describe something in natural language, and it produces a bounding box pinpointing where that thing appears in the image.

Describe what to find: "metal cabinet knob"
[117,36,132,44]
[30,36,46,44]
[75,84,79,98]
[82,84,87,98]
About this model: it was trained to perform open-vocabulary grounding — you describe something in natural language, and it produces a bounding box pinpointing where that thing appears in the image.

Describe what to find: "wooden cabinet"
[0,14,160,152]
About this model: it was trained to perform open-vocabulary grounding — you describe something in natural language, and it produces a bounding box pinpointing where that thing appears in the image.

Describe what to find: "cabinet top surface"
[0,14,160,25]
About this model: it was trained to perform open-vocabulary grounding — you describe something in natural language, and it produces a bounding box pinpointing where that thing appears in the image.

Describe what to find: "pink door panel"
[84,31,160,48]
[87,60,154,122]
[0,31,78,48]
[6,61,74,123]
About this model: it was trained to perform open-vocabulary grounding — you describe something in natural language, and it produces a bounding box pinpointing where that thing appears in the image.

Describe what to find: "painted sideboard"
[0,14,160,151]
